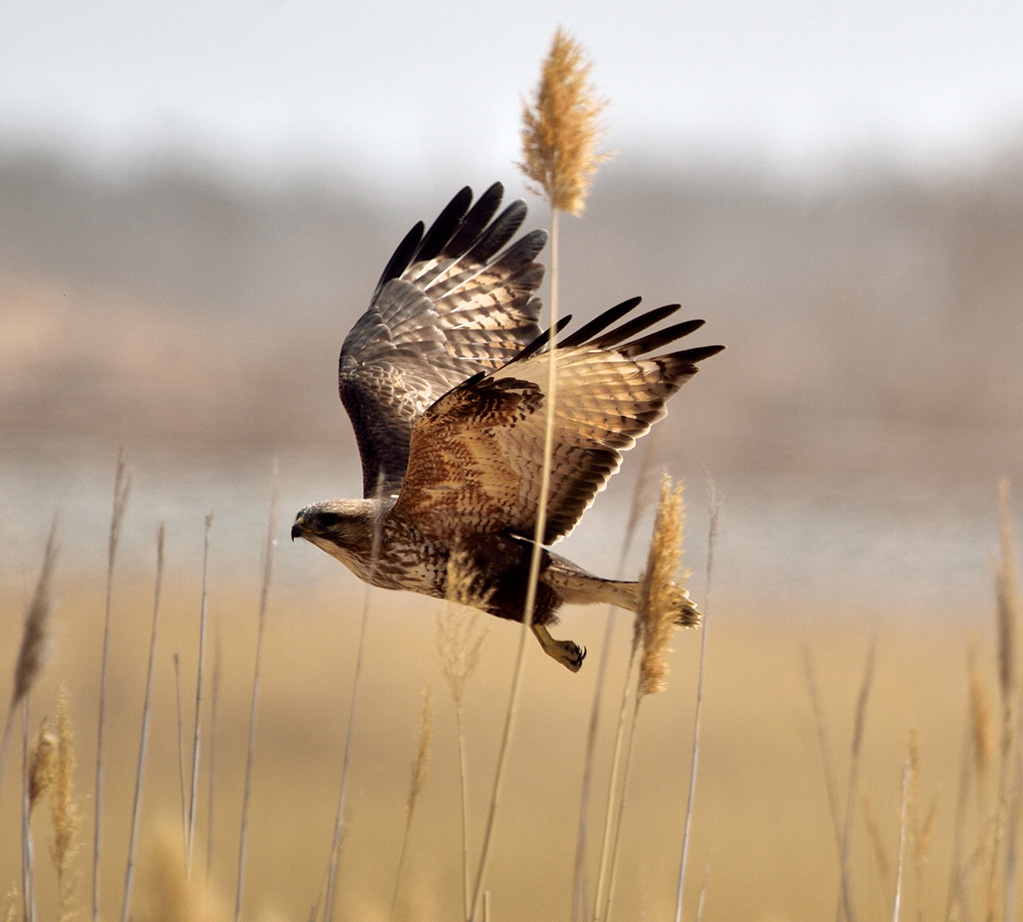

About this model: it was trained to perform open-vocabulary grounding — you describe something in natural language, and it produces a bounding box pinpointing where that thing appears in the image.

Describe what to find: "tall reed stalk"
[234,480,278,922]
[121,524,166,922]
[188,513,214,873]
[470,30,608,921]
[93,449,131,922]
[597,475,687,922]
[674,478,720,922]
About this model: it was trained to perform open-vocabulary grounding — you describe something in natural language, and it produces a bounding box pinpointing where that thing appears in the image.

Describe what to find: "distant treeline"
[2,145,1021,482]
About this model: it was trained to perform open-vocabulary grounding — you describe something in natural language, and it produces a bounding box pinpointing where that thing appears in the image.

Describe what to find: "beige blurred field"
[0,555,1009,921]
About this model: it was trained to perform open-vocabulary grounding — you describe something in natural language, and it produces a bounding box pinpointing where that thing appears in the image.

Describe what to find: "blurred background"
[2,1,1023,917]
[3,0,1021,609]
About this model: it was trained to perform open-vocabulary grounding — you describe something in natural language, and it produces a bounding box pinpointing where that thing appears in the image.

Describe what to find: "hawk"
[291,183,724,671]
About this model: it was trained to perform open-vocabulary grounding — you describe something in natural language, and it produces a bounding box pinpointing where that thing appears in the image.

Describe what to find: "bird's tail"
[545,557,701,627]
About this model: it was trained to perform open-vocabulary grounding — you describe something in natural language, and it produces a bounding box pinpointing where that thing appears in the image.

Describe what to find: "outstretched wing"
[392,298,725,544]
[339,183,548,498]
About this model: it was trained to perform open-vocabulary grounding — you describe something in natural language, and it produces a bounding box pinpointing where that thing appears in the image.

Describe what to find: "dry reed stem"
[860,787,893,896]
[323,474,388,922]
[22,699,36,922]
[173,653,187,850]
[235,478,277,922]
[122,523,166,922]
[572,442,659,922]
[674,477,720,922]
[803,647,845,857]
[893,758,911,922]
[837,629,878,922]
[437,550,490,919]
[519,27,610,216]
[94,448,131,922]
[390,685,435,920]
[599,475,693,922]
[207,629,222,881]
[470,27,610,922]
[188,512,214,874]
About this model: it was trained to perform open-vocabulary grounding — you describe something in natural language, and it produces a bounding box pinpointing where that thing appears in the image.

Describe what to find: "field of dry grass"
[1,504,1017,921]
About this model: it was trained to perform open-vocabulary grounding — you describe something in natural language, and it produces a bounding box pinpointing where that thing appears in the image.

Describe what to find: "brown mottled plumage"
[292,184,724,671]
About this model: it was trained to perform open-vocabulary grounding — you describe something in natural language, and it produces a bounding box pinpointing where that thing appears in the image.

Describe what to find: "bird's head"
[291,498,382,560]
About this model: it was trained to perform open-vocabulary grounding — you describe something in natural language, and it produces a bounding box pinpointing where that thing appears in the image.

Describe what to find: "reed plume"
[49,687,82,922]
[1,514,59,801]
[635,475,687,698]
[520,27,610,216]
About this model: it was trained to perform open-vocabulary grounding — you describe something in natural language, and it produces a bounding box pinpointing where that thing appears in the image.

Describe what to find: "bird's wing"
[392,298,725,544]
[339,183,547,498]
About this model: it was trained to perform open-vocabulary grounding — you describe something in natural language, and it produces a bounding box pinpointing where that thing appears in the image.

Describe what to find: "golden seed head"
[635,474,687,697]
[519,27,611,216]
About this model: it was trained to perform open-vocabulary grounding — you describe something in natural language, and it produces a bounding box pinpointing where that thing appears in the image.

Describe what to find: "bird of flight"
[291,183,724,671]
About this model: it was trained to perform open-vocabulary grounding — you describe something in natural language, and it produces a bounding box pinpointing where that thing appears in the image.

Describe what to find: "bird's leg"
[531,623,586,672]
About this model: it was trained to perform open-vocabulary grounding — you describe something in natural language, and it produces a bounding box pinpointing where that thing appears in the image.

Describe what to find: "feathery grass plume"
[49,687,82,922]
[437,547,490,919]
[1,514,59,800]
[123,524,166,922]
[94,449,131,922]
[2,890,15,922]
[390,685,435,920]
[235,476,277,922]
[520,27,610,217]
[635,474,687,698]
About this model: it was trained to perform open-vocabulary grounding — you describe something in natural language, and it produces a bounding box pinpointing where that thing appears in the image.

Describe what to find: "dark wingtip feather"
[558,297,644,349]
[513,314,575,363]
[375,221,425,293]
[417,185,475,262]
[616,317,708,357]
[445,183,505,256]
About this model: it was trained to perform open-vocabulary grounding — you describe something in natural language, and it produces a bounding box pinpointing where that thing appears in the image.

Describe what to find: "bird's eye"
[317,512,340,528]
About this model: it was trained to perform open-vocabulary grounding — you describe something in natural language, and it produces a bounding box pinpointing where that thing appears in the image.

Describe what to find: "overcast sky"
[3,0,1023,186]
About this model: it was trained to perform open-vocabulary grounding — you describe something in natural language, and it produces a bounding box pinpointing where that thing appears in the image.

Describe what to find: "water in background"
[1,435,1012,624]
